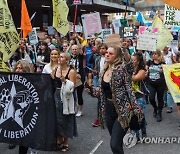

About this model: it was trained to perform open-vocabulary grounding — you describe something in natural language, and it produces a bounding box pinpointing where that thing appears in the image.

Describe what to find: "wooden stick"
[73,5,78,33]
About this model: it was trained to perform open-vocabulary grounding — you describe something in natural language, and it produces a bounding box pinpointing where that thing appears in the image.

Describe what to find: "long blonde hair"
[103,45,124,73]
[153,49,164,63]
[13,60,31,72]
[50,49,60,70]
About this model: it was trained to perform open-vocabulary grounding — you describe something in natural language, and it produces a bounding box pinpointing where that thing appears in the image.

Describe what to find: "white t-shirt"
[42,63,52,74]
[100,57,105,72]
[164,51,173,64]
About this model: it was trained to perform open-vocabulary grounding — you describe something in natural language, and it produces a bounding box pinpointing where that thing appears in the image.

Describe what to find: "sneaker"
[166,107,172,113]
[92,119,100,127]
[76,111,82,117]
[30,149,38,154]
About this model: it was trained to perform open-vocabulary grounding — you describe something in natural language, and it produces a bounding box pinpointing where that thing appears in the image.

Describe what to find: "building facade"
[8,0,135,31]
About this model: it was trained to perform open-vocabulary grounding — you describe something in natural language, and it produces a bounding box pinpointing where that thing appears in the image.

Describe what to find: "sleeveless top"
[54,68,71,88]
[101,71,112,99]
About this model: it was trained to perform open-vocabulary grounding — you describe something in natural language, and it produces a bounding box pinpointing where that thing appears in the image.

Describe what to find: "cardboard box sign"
[105,34,121,47]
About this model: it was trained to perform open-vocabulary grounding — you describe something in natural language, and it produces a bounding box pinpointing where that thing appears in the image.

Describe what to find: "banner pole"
[123,1,128,41]
[73,5,78,33]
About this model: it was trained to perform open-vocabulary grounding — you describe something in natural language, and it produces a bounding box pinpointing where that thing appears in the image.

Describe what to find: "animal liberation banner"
[162,63,180,103]
[137,26,158,51]
[164,4,180,27]
[81,12,102,39]
[0,73,56,151]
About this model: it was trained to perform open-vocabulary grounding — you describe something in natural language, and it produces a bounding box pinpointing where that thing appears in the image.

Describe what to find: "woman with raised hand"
[85,44,141,154]
[51,52,77,152]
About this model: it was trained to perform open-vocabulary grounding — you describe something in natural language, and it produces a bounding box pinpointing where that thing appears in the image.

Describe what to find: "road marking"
[89,140,103,154]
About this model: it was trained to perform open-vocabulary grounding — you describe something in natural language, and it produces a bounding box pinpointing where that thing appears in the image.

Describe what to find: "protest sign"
[105,34,121,47]
[70,25,83,33]
[47,26,55,36]
[101,29,112,40]
[164,4,180,27]
[119,27,136,38]
[29,28,38,45]
[112,19,121,34]
[137,26,158,51]
[81,12,102,39]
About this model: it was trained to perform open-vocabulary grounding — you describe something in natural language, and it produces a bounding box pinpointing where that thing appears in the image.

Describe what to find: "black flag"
[0,72,56,151]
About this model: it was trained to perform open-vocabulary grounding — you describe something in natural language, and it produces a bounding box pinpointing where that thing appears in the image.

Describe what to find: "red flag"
[21,0,32,39]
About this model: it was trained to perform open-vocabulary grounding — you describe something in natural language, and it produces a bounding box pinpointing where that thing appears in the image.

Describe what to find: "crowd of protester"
[3,31,180,154]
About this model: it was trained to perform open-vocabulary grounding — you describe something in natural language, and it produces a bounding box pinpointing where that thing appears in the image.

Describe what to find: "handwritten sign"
[81,12,102,39]
[137,26,158,51]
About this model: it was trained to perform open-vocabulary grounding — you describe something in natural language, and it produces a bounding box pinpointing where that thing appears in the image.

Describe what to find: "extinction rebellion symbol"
[0,74,39,139]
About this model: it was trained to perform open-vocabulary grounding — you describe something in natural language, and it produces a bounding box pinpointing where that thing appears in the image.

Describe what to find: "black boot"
[153,108,157,118]
[157,110,162,122]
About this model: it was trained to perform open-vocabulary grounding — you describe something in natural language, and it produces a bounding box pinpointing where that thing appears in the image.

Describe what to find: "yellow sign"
[0,57,11,72]
[52,0,69,36]
[0,0,20,62]
[163,63,180,103]
[152,15,173,50]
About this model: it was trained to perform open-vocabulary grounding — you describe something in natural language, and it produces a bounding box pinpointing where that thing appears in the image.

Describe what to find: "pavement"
[0,92,180,154]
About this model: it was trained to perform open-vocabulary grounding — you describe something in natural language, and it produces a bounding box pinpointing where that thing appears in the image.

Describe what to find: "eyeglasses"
[100,48,105,49]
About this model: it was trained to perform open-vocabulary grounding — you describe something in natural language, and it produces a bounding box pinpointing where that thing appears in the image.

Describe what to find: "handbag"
[128,100,142,131]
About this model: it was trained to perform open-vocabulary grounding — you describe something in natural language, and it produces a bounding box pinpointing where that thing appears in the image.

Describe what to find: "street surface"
[0,92,179,154]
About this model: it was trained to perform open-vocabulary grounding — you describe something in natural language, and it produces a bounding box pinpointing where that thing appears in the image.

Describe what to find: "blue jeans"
[134,97,146,137]
[105,100,128,154]
[167,91,174,108]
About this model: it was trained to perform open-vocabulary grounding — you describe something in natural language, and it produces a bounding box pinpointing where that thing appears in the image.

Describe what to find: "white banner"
[81,12,102,39]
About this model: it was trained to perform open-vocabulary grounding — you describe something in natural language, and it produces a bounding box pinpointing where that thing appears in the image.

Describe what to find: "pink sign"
[139,26,158,35]
[81,12,102,39]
